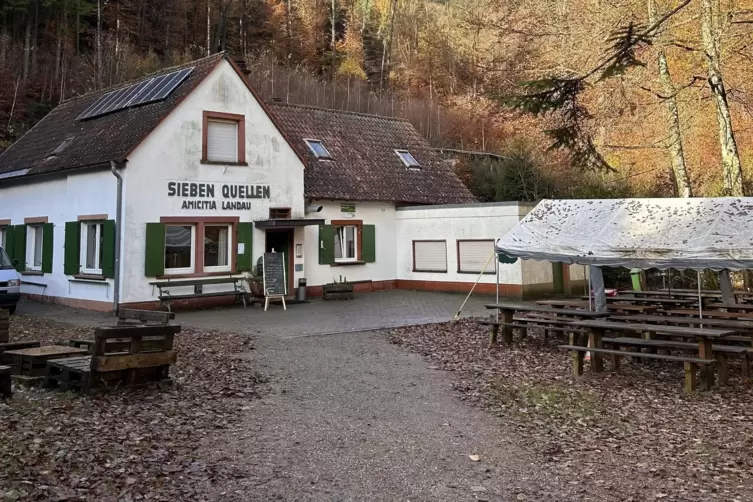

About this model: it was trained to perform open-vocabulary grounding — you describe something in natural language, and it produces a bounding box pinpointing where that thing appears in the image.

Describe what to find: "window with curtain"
[164,225,195,273]
[25,225,44,271]
[334,225,357,262]
[81,222,104,274]
[204,225,231,272]
[206,119,239,162]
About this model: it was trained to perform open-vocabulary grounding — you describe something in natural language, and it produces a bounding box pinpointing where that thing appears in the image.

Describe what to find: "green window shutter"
[3,226,15,262]
[144,223,166,277]
[13,225,26,272]
[318,225,334,265]
[42,223,54,273]
[361,225,376,263]
[236,222,253,271]
[64,221,81,276]
[102,220,116,278]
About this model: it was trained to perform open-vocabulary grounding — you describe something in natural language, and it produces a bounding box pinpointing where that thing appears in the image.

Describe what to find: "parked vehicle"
[0,246,20,314]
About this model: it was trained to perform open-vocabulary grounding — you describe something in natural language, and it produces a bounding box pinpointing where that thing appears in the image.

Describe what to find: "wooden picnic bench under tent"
[493,197,753,392]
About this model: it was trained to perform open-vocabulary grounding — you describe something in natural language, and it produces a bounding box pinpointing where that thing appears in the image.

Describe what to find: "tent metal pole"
[496,255,500,322]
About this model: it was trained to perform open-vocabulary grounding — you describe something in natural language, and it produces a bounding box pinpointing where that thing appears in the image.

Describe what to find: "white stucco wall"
[303,200,397,286]
[0,170,118,307]
[121,59,306,303]
[395,203,530,285]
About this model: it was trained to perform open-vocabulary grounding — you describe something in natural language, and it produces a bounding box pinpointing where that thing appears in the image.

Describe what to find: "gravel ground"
[9,300,750,500]
[389,319,753,501]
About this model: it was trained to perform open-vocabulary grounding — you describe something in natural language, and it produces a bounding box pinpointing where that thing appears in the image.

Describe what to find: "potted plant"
[323,276,354,300]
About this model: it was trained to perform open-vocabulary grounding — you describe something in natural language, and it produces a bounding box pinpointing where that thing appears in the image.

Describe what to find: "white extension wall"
[120,59,306,303]
[0,170,118,309]
[395,203,530,287]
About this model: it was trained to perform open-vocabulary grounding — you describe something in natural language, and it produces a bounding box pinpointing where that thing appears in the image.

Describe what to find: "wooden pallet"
[4,345,88,377]
[0,365,10,399]
[0,308,8,343]
[44,356,92,392]
[323,292,354,301]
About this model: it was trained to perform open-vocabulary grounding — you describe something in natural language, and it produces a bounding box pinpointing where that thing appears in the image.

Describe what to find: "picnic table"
[539,299,658,314]
[484,301,609,344]
[4,345,88,377]
[570,319,740,389]
[666,308,753,320]
[536,300,589,308]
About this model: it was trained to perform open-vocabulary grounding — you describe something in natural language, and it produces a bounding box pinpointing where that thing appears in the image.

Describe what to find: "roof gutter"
[110,160,126,315]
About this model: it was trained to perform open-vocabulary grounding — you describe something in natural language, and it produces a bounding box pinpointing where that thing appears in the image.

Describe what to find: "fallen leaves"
[389,318,753,500]
[1,315,264,501]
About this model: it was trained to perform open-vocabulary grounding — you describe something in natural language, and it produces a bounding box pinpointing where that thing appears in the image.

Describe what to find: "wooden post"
[570,332,584,377]
[717,354,729,385]
[742,354,751,383]
[684,362,697,393]
[502,309,514,344]
[589,328,604,373]
[0,309,9,343]
[488,324,499,347]
[610,353,620,371]
[697,337,715,390]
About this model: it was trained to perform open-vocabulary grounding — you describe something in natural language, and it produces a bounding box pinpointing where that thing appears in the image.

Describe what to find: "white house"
[0,53,574,312]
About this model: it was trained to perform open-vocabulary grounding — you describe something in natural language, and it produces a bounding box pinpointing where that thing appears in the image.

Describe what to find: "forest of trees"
[2,0,753,199]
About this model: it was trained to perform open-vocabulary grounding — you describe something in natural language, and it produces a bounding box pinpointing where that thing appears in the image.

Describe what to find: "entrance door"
[265,230,293,295]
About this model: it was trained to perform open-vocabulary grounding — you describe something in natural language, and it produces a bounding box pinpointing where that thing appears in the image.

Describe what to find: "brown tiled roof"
[267,103,476,205]
[0,53,226,178]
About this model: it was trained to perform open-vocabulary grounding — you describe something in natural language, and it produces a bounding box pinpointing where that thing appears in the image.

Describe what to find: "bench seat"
[559,344,714,393]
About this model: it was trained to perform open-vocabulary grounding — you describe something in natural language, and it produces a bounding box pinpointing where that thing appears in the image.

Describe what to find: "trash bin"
[297,278,307,301]
[630,268,643,291]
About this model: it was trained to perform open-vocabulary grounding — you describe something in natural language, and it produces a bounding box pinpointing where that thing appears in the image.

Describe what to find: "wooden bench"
[478,318,585,342]
[45,324,181,394]
[559,344,715,393]
[0,365,10,399]
[603,336,750,384]
[150,277,251,312]
[665,309,753,320]
[117,308,175,325]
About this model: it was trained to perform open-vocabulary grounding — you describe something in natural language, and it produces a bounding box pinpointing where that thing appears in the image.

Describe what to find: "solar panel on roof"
[76,66,194,121]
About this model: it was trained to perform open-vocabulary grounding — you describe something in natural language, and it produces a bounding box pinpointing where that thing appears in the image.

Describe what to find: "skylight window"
[305,139,332,159]
[396,150,420,168]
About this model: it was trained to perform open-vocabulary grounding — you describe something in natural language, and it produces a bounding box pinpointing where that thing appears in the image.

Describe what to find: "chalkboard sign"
[263,252,287,297]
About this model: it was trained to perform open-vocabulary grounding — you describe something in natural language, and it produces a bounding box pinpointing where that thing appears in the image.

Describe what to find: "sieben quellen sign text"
[167,181,271,210]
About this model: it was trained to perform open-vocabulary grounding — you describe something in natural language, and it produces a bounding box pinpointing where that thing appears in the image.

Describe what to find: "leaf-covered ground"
[1,315,264,501]
[389,319,753,501]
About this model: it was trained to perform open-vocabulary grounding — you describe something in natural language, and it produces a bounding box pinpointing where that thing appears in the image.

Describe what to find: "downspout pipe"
[110,160,125,315]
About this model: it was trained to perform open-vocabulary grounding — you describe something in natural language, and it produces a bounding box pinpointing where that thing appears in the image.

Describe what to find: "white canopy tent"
[495,198,753,311]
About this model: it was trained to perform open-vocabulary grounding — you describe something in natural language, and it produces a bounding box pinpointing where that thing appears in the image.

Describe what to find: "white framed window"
[25,225,44,271]
[0,226,6,249]
[304,139,332,159]
[395,149,420,168]
[164,224,195,274]
[334,225,358,262]
[204,224,232,273]
[80,222,104,275]
[458,239,495,274]
[413,240,447,272]
[206,119,239,163]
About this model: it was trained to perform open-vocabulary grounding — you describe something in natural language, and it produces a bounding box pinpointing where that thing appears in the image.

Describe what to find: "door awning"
[254,218,325,229]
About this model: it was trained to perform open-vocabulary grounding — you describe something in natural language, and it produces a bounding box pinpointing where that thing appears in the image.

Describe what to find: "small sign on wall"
[341,203,356,217]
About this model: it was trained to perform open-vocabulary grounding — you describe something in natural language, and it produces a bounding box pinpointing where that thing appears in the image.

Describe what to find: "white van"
[0,246,21,314]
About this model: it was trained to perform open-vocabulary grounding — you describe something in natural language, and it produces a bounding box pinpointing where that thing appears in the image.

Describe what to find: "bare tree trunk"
[648,0,692,198]
[115,1,121,84]
[285,0,293,58]
[701,0,744,196]
[379,0,396,92]
[96,0,102,89]
[76,0,80,54]
[55,0,66,85]
[22,4,31,83]
[206,0,211,56]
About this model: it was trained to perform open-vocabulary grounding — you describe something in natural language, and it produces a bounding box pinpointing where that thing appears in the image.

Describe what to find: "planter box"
[323,283,354,300]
